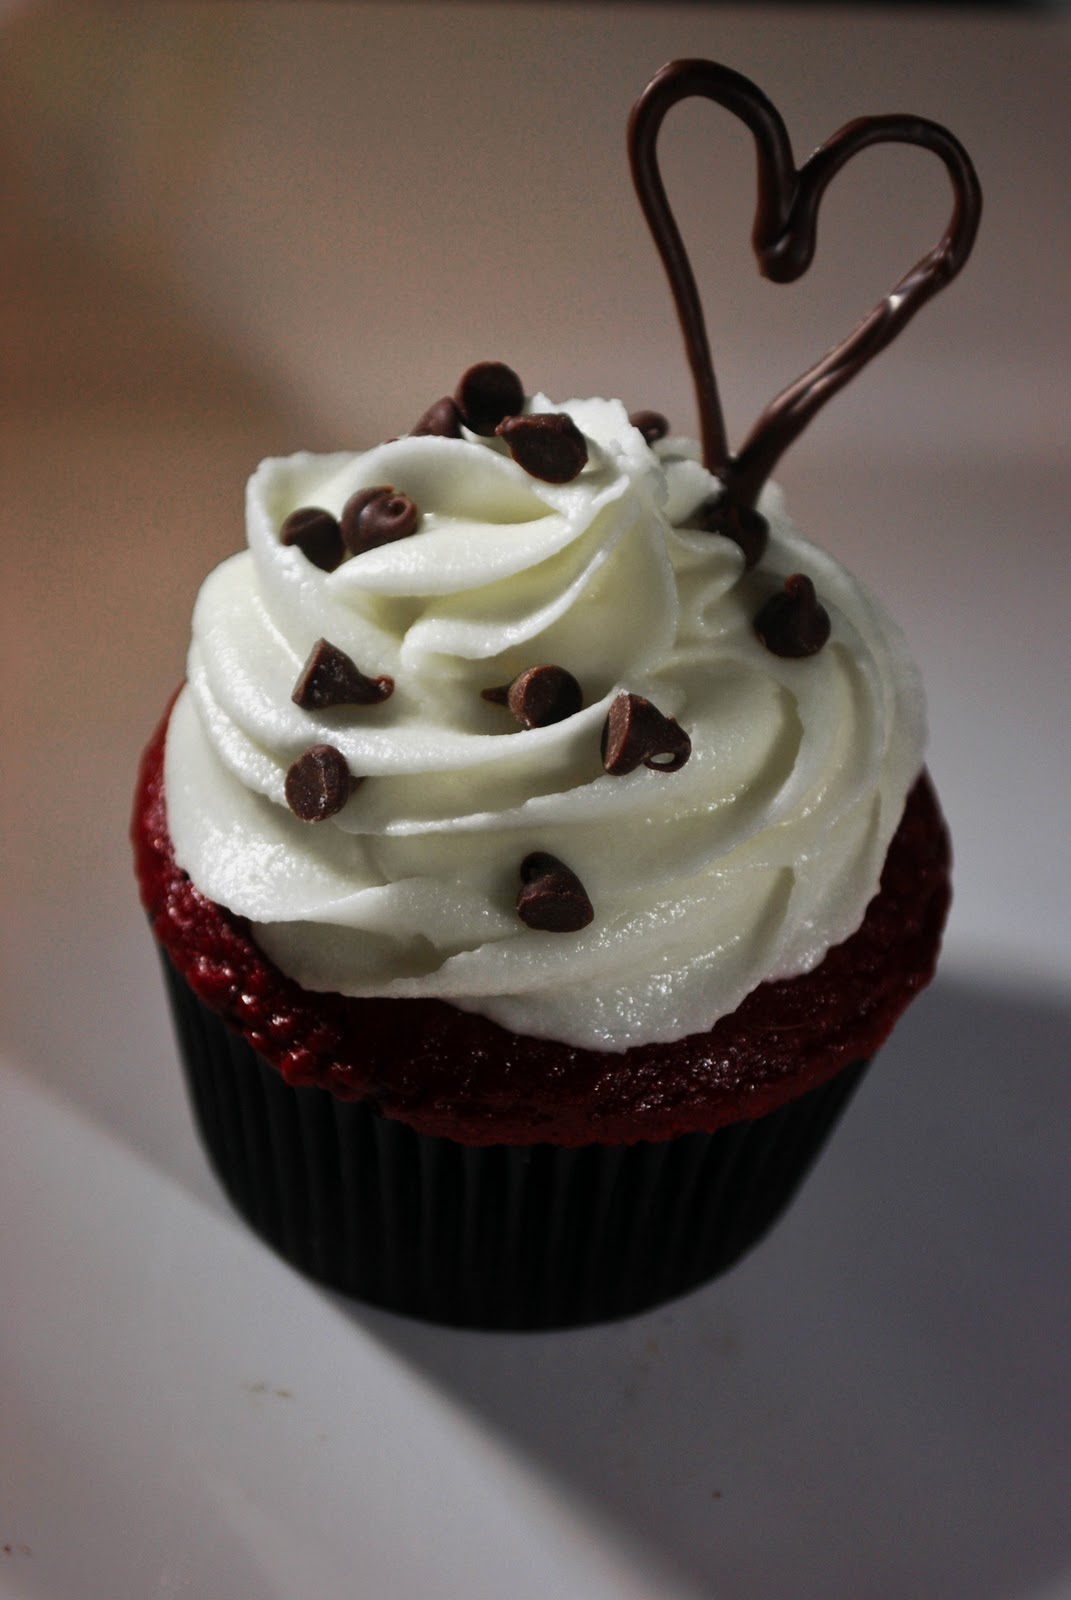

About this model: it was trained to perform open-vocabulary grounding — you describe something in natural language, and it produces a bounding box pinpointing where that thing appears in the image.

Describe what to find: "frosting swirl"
[165,396,925,1050]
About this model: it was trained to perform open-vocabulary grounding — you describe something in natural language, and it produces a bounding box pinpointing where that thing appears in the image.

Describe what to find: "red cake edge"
[133,696,951,1147]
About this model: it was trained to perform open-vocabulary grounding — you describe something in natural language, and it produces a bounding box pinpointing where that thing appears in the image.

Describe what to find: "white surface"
[3,968,1070,1599]
[2,6,1069,1598]
[0,1061,683,1600]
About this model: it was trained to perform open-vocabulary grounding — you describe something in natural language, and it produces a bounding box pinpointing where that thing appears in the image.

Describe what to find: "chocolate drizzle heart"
[628,60,981,506]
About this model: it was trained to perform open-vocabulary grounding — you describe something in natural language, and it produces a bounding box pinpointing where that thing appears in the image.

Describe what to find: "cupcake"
[132,60,978,1328]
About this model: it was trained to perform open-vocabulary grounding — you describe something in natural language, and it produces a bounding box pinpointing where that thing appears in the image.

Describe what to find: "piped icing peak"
[162,61,978,1051]
[165,386,926,1049]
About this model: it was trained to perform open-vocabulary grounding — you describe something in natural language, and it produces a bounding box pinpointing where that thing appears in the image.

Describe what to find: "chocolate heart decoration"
[628,60,981,506]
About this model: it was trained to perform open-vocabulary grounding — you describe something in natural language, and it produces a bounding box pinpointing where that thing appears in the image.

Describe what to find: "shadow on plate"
[344,974,1071,1600]
[21,934,1068,1599]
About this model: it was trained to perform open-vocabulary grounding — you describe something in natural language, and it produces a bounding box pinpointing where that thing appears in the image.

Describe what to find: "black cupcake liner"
[161,950,868,1329]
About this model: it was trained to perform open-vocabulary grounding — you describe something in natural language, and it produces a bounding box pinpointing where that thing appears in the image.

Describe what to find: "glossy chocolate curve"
[628,59,982,504]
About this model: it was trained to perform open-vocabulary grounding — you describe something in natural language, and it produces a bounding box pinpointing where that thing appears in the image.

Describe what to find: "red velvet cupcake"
[133,60,976,1327]
[135,710,948,1326]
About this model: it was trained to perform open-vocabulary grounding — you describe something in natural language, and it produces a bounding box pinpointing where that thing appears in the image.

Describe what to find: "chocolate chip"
[629,409,669,444]
[496,413,588,484]
[753,574,831,658]
[601,692,691,775]
[482,664,582,728]
[517,852,594,933]
[291,638,394,710]
[688,492,768,569]
[455,361,525,436]
[340,486,420,555]
[280,506,345,572]
[411,396,463,438]
[284,744,358,821]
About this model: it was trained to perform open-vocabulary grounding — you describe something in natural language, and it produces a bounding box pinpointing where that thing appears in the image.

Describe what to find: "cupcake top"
[163,56,980,1057]
[165,384,924,1050]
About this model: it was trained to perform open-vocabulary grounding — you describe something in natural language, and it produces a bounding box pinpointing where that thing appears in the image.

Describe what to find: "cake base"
[134,702,949,1146]
[163,950,867,1329]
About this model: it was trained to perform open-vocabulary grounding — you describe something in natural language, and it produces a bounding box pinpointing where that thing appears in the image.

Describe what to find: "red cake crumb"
[133,699,950,1147]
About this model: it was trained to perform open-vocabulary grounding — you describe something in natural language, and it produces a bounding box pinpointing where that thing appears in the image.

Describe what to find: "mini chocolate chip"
[280,506,345,572]
[411,396,463,438]
[754,574,831,658]
[482,664,582,728]
[292,638,394,710]
[601,692,691,775]
[517,852,594,933]
[284,744,358,821]
[340,486,420,555]
[455,361,525,436]
[688,492,768,570]
[496,413,588,484]
[629,409,669,444]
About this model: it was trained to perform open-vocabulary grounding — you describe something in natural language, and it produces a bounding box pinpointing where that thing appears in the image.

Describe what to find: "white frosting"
[165,396,926,1050]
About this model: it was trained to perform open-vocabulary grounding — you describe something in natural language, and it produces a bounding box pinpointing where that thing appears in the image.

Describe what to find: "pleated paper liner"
[162,951,867,1330]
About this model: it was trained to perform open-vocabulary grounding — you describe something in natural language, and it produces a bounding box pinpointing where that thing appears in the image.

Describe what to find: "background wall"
[0,3,1065,460]
[3,0,1067,979]
[1,11,1069,1599]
